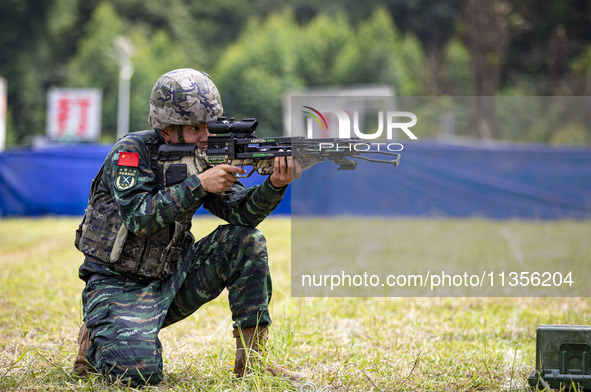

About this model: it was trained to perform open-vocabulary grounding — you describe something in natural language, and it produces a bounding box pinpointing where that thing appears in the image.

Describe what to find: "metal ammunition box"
[528,325,591,390]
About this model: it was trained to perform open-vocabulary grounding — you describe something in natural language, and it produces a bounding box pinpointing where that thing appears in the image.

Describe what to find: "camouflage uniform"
[75,69,287,386]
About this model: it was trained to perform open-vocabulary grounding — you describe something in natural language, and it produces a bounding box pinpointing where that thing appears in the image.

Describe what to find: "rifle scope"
[208,117,258,134]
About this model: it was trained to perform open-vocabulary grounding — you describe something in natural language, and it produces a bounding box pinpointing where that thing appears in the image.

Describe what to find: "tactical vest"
[75,131,196,280]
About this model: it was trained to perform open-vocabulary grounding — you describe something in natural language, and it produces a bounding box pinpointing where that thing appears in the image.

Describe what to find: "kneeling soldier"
[73,68,305,386]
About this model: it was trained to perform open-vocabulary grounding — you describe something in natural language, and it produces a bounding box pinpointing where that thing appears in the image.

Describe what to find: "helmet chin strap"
[175,125,185,143]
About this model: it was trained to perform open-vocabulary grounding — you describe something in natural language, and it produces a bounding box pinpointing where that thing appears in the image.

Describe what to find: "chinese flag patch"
[118,152,139,167]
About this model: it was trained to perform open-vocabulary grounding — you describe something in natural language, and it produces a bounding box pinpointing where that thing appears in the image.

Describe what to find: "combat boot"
[72,323,92,375]
[233,326,306,381]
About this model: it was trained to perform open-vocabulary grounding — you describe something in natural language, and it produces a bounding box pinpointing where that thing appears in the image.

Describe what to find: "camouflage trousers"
[81,225,272,386]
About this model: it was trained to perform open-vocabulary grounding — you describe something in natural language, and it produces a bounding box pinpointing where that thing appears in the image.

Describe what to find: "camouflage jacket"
[76,130,286,280]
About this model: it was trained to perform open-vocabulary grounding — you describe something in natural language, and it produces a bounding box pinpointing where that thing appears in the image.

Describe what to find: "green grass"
[1,217,590,391]
[291,218,591,297]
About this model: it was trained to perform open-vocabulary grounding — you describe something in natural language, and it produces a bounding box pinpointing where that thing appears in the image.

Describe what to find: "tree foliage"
[0,0,590,144]
[213,8,430,136]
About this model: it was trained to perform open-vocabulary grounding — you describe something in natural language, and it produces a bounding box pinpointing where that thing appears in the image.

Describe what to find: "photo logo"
[302,106,329,131]
[302,106,418,140]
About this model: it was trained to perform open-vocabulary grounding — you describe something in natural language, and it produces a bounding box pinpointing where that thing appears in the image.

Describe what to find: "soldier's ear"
[161,127,173,143]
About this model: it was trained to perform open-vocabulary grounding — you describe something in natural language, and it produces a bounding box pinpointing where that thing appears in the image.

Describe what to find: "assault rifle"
[157,117,400,187]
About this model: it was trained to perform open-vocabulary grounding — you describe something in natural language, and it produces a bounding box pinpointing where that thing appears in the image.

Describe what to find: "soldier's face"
[163,124,210,148]
[180,124,210,148]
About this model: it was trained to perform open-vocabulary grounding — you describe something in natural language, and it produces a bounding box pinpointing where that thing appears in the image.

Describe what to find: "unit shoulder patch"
[114,166,139,191]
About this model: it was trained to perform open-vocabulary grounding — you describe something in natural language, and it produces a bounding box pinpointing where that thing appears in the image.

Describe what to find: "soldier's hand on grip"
[197,164,246,193]
[269,152,302,189]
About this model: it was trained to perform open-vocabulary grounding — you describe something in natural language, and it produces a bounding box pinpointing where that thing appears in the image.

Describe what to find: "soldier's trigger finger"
[219,164,246,175]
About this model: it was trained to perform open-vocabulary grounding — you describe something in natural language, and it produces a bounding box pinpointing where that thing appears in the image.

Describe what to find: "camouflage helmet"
[148,68,223,131]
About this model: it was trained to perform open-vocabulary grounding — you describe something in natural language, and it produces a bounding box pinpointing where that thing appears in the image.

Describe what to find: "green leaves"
[2,1,590,145]
[212,8,431,136]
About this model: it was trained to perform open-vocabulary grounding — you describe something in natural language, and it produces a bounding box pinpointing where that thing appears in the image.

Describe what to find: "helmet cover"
[148,68,223,131]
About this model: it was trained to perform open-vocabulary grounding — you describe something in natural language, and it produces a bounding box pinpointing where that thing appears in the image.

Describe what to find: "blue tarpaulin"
[292,140,591,219]
[0,143,290,217]
[0,144,110,216]
[0,140,589,219]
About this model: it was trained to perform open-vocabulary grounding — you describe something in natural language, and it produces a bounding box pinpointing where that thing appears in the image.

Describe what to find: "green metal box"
[528,325,591,390]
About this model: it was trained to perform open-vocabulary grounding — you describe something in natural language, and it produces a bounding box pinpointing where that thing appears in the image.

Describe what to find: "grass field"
[1,216,591,391]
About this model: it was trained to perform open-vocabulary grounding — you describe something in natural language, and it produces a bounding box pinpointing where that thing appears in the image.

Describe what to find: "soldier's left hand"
[269,153,302,188]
